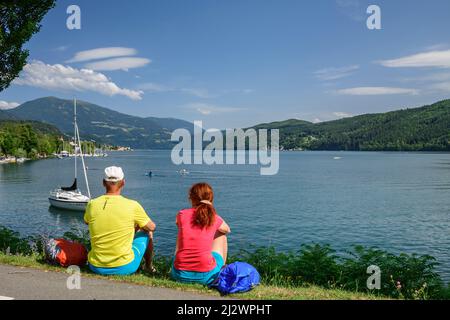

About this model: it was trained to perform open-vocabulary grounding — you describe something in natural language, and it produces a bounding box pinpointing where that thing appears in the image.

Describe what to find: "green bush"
[13,148,27,158]
[63,228,91,251]
[28,148,38,159]
[292,244,340,287]
[231,244,448,299]
[0,225,448,299]
[0,226,32,255]
[340,245,444,299]
[231,247,295,286]
[151,255,173,278]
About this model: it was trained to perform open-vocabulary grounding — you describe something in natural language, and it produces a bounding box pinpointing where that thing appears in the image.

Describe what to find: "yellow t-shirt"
[84,195,151,268]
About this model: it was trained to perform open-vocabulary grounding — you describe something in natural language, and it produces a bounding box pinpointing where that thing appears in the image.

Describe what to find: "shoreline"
[0,225,448,300]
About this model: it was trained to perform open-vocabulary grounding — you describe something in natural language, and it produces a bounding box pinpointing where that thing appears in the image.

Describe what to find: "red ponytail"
[189,183,216,228]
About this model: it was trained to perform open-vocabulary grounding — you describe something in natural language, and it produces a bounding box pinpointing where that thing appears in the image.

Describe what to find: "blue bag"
[212,262,260,295]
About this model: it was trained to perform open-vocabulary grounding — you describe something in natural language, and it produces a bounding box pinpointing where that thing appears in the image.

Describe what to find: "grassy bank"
[0,253,382,300]
[1,226,449,300]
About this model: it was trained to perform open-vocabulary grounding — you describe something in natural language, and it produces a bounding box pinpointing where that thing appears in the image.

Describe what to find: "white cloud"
[54,45,70,52]
[378,49,450,68]
[184,103,242,115]
[138,82,214,98]
[66,47,151,71]
[14,60,143,100]
[333,112,353,118]
[138,83,253,99]
[424,43,449,51]
[137,82,174,93]
[396,71,450,95]
[336,87,419,96]
[292,111,354,123]
[0,101,20,110]
[314,65,360,81]
[429,82,450,93]
[67,47,137,63]
[400,72,450,83]
[84,57,151,71]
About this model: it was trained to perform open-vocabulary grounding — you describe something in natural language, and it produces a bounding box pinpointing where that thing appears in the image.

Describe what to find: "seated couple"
[84,166,231,285]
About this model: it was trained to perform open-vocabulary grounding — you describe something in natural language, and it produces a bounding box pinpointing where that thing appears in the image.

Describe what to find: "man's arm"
[141,220,156,232]
[134,202,156,233]
[83,202,91,225]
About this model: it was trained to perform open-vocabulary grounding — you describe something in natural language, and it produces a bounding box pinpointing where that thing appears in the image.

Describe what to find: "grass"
[3,226,448,300]
[0,253,386,300]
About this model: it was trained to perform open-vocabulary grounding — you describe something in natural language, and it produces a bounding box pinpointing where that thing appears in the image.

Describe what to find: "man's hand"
[142,220,156,233]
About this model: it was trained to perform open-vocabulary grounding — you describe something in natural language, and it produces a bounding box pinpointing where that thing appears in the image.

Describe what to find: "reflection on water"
[0,163,32,183]
[47,206,86,236]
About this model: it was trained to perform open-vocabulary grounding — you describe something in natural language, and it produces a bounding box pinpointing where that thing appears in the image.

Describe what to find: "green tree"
[37,136,52,156]
[13,147,26,158]
[0,0,55,91]
[1,131,15,155]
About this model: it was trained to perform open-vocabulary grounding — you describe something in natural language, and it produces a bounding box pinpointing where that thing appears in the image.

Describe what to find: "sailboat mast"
[76,124,91,199]
[74,98,78,181]
[72,98,91,199]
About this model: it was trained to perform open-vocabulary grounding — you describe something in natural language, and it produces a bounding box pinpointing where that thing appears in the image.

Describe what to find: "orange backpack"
[45,238,88,267]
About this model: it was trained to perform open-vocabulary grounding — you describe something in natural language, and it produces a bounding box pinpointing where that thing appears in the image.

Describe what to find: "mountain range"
[0,110,19,121]
[3,96,450,151]
[4,97,193,149]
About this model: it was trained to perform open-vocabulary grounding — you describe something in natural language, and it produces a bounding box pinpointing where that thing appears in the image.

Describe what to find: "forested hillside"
[253,99,450,151]
[0,121,61,158]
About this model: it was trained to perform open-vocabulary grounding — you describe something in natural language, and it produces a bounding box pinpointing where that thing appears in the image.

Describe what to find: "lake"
[0,150,449,281]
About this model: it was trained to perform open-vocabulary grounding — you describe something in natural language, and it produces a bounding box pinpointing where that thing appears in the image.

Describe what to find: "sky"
[1,0,450,128]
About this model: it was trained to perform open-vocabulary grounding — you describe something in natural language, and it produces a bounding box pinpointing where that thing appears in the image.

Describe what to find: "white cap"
[104,166,124,182]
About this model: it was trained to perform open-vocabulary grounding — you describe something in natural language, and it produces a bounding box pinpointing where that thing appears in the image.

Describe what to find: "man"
[84,166,156,275]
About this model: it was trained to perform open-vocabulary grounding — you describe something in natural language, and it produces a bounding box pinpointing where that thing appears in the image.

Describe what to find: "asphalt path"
[0,264,225,300]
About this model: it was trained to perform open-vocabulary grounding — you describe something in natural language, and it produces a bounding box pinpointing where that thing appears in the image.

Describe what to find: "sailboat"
[49,99,91,211]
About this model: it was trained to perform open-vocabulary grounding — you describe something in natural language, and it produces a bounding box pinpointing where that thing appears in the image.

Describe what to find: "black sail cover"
[61,179,77,191]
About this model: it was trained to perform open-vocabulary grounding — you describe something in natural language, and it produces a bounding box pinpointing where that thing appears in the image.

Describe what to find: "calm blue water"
[0,151,449,280]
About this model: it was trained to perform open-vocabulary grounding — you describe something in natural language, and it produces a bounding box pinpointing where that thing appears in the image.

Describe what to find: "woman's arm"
[218,220,231,234]
[174,236,179,255]
[174,216,179,255]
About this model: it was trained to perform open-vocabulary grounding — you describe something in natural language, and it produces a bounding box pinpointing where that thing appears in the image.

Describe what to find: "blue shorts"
[89,232,149,276]
[171,252,224,286]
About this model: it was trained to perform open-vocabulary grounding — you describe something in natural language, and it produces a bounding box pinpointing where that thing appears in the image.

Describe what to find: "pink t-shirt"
[174,208,224,272]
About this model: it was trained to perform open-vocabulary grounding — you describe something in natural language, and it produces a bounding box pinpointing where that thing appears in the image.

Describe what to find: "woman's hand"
[219,221,231,234]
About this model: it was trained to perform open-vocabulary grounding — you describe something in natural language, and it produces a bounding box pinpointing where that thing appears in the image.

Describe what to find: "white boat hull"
[48,197,88,212]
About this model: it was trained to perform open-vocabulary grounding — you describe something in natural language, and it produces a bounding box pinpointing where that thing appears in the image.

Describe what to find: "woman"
[171,182,231,285]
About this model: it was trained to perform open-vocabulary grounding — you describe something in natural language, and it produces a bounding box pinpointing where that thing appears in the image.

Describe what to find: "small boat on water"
[49,99,91,212]
[145,171,153,177]
[179,169,190,176]
[0,157,20,164]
